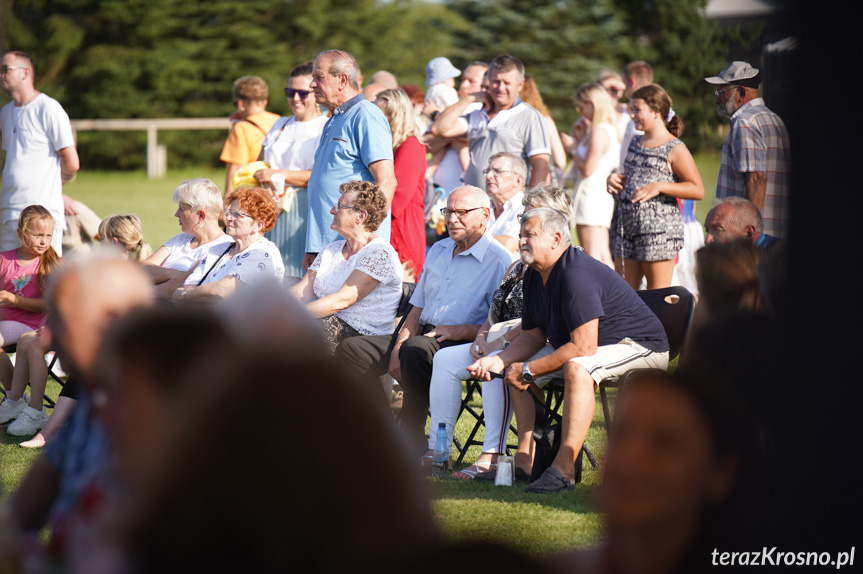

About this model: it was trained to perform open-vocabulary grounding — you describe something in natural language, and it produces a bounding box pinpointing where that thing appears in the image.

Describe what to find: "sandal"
[453,462,495,480]
[524,467,575,494]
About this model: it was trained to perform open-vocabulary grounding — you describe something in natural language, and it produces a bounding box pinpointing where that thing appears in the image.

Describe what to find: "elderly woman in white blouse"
[143,179,233,299]
[290,180,403,352]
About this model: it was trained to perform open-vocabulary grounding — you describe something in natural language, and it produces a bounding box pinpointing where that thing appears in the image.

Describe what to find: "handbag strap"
[196,242,236,286]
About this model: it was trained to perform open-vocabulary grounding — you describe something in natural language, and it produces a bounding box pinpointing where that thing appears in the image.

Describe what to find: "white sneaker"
[0,395,29,425]
[7,406,48,436]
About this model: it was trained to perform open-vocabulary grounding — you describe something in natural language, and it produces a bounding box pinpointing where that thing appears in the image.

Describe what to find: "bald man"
[0,50,80,254]
[337,185,514,454]
[5,255,152,553]
[704,197,778,249]
[369,70,398,90]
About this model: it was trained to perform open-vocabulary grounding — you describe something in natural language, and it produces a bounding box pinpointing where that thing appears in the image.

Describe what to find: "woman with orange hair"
[173,187,284,305]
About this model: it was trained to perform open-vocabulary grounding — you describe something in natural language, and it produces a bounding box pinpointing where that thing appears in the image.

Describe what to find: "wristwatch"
[522,362,535,384]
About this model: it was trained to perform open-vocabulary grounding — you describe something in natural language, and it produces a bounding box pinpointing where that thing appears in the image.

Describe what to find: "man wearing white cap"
[424,57,461,111]
[705,61,790,238]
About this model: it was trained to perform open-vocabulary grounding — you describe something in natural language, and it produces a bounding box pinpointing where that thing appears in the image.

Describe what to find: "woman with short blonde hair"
[144,179,233,299]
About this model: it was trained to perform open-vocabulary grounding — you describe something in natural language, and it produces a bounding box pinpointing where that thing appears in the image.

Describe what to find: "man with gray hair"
[305,49,396,268]
[337,185,513,453]
[430,54,550,190]
[468,207,668,493]
[484,151,527,251]
[704,196,778,249]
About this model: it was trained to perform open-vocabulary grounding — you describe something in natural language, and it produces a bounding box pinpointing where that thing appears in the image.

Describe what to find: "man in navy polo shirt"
[304,49,396,269]
[469,207,668,493]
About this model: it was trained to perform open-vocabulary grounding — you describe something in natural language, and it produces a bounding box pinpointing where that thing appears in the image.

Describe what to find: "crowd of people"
[0,45,794,572]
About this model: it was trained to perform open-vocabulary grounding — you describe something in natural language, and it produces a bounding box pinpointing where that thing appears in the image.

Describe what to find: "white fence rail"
[70,118,231,179]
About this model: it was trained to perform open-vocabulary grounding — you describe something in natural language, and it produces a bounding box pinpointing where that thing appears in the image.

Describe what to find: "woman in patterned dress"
[607,84,704,290]
[289,181,403,352]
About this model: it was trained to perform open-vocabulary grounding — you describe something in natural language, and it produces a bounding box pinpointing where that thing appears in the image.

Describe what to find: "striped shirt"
[716,98,791,237]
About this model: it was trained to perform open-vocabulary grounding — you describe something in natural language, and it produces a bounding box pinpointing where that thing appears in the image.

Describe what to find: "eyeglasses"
[335,202,359,211]
[714,85,739,97]
[440,207,485,219]
[0,65,23,75]
[482,167,512,177]
[285,88,312,100]
[223,208,252,219]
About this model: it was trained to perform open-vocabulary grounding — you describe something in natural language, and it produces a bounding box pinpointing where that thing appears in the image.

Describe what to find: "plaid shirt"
[716,98,791,237]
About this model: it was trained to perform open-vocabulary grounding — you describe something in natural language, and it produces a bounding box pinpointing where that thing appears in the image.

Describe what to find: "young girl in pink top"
[0,205,62,436]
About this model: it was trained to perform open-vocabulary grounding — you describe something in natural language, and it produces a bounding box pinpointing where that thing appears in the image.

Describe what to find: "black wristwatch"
[522,362,535,384]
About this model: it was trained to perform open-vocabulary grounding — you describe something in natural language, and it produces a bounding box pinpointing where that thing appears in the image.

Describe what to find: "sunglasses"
[0,65,24,75]
[285,88,312,100]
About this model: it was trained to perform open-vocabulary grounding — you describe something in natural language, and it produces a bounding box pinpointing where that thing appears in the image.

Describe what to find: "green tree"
[2,0,463,169]
[613,0,761,151]
[445,0,631,131]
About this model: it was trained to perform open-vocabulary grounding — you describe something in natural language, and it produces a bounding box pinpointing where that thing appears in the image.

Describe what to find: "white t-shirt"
[310,238,403,335]
[0,94,75,226]
[160,233,234,285]
[619,118,643,170]
[261,115,328,171]
[204,237,285,286]
[487,190,525,242]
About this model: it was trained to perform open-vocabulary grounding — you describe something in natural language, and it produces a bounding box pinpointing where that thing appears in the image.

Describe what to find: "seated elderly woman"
[426,183,577,479]
[290,180,403,352]
[143,179,233,299]
[172,187,283,305]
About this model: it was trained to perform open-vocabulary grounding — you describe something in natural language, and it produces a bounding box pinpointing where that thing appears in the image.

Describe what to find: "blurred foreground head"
[46,252,152,382]
[113,286,437,573]
[600,368,765,572]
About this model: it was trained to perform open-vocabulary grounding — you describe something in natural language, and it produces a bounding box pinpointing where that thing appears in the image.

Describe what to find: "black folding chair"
[2,343,66,409]
[599,286,696,437]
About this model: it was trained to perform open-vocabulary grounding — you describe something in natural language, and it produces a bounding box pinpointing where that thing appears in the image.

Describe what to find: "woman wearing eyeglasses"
[172,187,284,305]
[143,179,233,300]
[252,62,328,279]
[290,181,403,352]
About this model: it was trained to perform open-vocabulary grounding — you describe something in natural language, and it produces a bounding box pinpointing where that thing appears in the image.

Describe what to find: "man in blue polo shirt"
[304,49,396,269]
[469,207,668,493]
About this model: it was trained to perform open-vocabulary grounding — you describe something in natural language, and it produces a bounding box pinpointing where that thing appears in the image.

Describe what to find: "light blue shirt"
[306,94,394,253]
[411,233,514,327]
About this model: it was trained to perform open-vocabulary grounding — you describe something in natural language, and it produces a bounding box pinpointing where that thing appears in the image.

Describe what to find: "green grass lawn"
[1,157,716,554]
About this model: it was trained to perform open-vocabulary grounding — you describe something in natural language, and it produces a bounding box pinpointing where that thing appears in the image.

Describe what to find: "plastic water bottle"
[431,423,449,477]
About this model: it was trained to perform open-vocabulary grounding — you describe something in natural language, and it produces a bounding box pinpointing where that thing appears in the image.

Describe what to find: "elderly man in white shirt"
[484,151,527,252]
[336,185,514,453]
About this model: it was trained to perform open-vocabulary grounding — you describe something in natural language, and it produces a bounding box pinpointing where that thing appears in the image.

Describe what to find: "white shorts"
[573,176,614,227]
[527,338,669,387]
